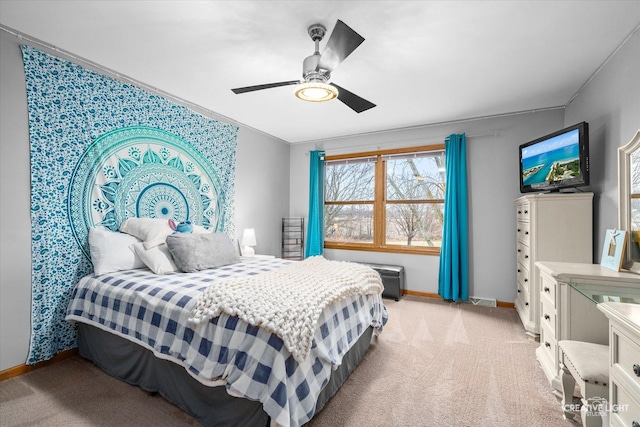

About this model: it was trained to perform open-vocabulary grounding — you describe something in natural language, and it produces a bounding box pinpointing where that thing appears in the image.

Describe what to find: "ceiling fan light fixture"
[294,82,338,103]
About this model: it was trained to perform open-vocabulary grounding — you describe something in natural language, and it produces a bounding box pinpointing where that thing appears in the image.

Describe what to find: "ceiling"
[1,1,639,144]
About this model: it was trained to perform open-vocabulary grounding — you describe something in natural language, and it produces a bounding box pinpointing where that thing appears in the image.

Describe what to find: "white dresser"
[514,193,593,339]
[598,302,640,426]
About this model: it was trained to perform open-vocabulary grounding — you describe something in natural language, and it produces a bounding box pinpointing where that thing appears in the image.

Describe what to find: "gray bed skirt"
[77,323,374,427]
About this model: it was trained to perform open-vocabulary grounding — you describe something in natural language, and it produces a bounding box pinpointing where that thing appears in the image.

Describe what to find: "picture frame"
[600,229,628,272]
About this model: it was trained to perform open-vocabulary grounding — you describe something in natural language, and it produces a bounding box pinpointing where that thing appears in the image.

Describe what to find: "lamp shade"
[242,228,257,247]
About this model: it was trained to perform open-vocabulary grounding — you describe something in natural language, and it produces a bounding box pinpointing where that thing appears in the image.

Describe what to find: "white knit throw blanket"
[188,256,383,363]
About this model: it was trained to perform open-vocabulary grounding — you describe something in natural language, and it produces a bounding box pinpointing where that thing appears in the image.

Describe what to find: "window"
[630,148,640,234]
[324,145,445,254]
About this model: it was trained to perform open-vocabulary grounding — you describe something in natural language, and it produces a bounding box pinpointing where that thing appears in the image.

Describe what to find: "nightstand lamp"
[242,228,257,257]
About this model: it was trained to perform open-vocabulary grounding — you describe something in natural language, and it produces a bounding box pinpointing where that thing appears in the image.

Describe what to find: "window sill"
[324,243,440,256]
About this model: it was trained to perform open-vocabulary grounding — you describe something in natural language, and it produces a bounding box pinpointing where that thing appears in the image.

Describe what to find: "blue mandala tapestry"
[21,45,238,364]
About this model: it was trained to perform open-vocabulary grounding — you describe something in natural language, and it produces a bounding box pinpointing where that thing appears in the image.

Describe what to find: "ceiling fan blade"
[317,20,365,72]
[231,80,300,94]
[330,83,376,113]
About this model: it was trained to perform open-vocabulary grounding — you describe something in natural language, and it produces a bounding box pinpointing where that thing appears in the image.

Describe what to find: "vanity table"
[535,261,640,395]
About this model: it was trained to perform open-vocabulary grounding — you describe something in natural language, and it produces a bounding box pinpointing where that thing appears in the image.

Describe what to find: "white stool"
[558,340,609,427]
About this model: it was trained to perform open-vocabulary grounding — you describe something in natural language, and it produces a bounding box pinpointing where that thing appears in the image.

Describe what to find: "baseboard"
[402,290,515,309]
[403,289,442,299]
[0,348,78,382]
[496,300,516,309]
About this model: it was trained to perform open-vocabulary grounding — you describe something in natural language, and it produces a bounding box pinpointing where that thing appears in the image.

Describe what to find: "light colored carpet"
[309,296,565,427]
[0,296,568,426]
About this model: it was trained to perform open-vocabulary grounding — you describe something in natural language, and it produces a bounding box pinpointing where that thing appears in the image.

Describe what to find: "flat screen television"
[519,122,589,193]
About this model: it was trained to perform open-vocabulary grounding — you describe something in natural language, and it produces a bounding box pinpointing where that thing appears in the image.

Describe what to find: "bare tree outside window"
[629,149,640,243]
[385,152,445,247]
[324,146,446,254]
[324,159,375,243]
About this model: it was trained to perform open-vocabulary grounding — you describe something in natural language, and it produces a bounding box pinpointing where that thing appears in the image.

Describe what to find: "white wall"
[289,109,565,302]
[235,127,290,257]
[0,29,32,373]
[0,30,290,371]
[564,29,640,259]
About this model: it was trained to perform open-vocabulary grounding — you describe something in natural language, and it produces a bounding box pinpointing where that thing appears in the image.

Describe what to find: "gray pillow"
[166,232,241,273]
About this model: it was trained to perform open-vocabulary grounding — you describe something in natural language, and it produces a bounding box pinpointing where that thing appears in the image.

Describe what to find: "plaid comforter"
[65,258,387,427]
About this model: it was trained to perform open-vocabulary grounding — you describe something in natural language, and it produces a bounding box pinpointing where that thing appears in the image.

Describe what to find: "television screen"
[519,122,589,193]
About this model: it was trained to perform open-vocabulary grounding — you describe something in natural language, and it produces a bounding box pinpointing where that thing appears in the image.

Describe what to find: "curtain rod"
[305,131,498,155]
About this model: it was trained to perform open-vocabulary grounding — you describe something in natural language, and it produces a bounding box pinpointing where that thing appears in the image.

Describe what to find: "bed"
[65,253,387,427]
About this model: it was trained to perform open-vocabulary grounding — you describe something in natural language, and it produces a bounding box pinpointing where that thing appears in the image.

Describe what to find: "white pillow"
[193,225,211,234]
[88,227,145,275]
[120,217,212,249]
[120,218,173,249]
[131,242,178,275]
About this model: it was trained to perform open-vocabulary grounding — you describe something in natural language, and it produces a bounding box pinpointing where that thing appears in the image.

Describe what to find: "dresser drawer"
[517,221,531,245]
[540,273,557,308]
[517,262,530,293]
[516,282,530,311]
[516,202,530,222]
[516,280,526,301]
[613,325,640,389]
[610,378,640,427]
[540,297,556,336]
[539,321,557,367]
[517,241,531,266]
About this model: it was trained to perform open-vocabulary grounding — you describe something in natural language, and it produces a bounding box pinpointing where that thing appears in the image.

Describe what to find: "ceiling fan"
[231,20,376,113]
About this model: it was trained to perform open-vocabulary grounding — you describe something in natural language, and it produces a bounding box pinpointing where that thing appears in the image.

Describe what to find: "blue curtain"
[306,150,325,257]
[438,134,469,301]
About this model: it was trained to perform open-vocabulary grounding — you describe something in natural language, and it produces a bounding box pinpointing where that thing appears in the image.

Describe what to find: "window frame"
[324,144,445,255]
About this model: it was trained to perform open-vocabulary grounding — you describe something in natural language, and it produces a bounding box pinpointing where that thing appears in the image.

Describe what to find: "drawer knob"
[524,210,528,214]
[525,255,529,259]
[545,342,550,348]
[544,287,550,293]
[524,278,528,282]
[634,364,640,377]
[525,231,529,235]
[544,314,550,321]
[525,302,529,306]
[517,289,521,293]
